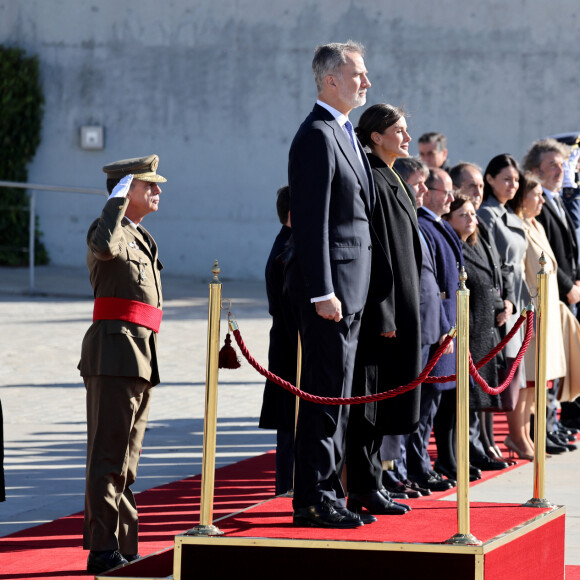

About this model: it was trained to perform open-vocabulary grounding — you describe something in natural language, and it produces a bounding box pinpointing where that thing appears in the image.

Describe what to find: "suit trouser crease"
[345,407,384,493]
[84,375,151,552]
[292,306,361,508]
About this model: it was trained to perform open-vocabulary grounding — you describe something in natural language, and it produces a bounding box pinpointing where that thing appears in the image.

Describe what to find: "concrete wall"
[1,0,579,280]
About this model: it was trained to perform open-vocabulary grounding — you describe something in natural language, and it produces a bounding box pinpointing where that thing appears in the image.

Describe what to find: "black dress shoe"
[434,461,481,482]
[348,491,408,515]
[378,488,412,511]
[123,553,141,563]
[545,436,568,454]
[471,455,509,471]
[432,461,457,481]
[87,550,128,574]
[404,478,432,496]
[293,502,363,528]
[382,480,419,499]
[429,468,456,487]
[410,473,453,491]
[556,423,577,439]
[548,432,577,451]
[403,479,431,497]
[335,505,376,524]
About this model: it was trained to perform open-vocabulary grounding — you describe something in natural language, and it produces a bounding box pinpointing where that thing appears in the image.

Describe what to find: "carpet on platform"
[0,414,577,579]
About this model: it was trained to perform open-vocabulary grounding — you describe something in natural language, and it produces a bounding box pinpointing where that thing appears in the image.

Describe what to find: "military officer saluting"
[79,155,165,574]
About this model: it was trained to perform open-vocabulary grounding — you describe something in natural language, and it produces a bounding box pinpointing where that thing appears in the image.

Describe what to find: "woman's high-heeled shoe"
[504,436,534,461]
[488,444,517,465]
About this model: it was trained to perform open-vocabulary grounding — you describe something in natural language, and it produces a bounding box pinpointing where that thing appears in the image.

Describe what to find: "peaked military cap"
[103,154,167,183]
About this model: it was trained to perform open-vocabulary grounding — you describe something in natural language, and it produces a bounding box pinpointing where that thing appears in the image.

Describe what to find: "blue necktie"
[344,120,358,152]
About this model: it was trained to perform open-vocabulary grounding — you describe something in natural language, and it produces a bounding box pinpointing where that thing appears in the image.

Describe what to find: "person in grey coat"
[478,154,530,458]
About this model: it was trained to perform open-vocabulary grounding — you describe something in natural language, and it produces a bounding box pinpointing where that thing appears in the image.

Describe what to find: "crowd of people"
[47,37,580,575]
[260,40,580,528]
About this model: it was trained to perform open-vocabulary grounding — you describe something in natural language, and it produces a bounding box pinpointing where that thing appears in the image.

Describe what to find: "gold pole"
[287,333,302,497]
[446,267,481,545]
[186,260,224,536]
[295,332,302,428]
[524,253,552,508]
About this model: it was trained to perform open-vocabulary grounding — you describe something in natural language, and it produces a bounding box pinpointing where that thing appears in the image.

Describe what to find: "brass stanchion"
[524,253,552,508]
[446,267,481,545]
[186,260,224,536]
[286,333,302,498]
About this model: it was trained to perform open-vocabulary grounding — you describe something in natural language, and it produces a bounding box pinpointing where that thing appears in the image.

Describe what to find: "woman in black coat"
[443,197,508,462]
[444,197,504,402]
[345,104,422,515]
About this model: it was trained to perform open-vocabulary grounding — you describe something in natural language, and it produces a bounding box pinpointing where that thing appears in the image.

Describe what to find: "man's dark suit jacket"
[417,207,463,390]
[536,192,579,303]
[419,227,447,348]
[287,103,375,317]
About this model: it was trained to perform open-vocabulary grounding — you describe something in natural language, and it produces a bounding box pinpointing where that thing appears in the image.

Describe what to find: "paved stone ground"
[0,265,578,566]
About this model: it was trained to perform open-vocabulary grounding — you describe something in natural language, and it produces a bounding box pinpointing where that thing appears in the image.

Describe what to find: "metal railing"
[0,180,106,293]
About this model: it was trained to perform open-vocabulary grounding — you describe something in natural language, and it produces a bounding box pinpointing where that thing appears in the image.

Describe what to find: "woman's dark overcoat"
[352,154,423,435]
[461,236,505,411]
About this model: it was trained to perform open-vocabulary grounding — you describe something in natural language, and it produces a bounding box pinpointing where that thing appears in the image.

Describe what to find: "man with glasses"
[406,168,467,490]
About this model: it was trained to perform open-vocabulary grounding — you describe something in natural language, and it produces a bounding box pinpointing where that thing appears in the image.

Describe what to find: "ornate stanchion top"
[211,259,221,283]
[458,265,468,291]
[539,251,546,275]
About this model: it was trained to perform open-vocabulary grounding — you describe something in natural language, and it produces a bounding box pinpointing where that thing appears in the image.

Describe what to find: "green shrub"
[0,44,48,265]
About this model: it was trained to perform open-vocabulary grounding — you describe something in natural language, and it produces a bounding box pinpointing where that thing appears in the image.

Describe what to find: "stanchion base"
[444,533,482,546]
[523,497,553,509]
[184,524,224,537]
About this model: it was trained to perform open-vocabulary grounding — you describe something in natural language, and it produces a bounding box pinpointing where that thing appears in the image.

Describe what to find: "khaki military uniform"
[79,195,163,553]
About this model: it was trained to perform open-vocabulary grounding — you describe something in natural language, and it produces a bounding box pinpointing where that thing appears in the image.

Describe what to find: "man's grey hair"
[522,138,571,172]
[449,162,482,189]
[418,132,447,151]
[312,41,365,93]
[394,156,429,182]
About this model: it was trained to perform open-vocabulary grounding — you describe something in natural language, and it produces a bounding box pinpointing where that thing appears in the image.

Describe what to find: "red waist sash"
[93,297,163,333]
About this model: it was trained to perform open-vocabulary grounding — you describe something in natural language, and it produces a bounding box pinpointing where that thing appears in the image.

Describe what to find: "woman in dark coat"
[345,104,422,515]
[444,196,505,410]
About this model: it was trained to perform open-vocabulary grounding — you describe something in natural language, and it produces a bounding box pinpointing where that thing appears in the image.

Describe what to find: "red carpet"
[211,496,551,543]
[0,414,577,579]
[0,453,277,579]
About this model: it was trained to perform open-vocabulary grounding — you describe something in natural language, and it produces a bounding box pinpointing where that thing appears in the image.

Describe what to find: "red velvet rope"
[232,329,453,405]
[230,309,533,405]
[422,312,529,384]
[469,310,534,395]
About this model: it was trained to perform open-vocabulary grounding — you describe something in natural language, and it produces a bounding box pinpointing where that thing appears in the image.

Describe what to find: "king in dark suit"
[285,41,375,528]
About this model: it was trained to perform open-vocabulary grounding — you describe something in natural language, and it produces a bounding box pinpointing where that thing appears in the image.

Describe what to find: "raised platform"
[102,496,566,580]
